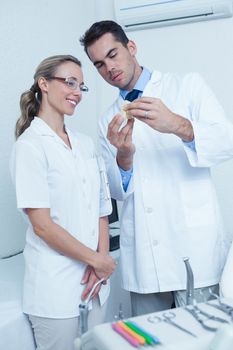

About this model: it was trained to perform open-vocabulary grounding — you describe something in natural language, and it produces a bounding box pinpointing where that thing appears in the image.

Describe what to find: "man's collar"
[120,67,152,99]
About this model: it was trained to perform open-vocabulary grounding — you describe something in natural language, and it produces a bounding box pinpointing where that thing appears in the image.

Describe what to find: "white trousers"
[28,298,107,350]
[130,284,219,317]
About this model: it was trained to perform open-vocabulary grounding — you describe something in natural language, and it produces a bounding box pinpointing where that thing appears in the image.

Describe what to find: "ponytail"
[15,54,82,139]
[15,83,41,139]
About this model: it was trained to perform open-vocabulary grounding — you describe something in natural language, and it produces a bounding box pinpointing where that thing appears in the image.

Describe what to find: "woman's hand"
[93,252,117,281]
[81,265,102,301]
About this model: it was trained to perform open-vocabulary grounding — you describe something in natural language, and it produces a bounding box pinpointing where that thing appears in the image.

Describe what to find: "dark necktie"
[125,89,141,102]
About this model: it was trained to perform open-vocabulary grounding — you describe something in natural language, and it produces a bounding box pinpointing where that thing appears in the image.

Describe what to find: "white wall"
[1,0,233,257]
[0,0,98,257]
[95,0,233,238]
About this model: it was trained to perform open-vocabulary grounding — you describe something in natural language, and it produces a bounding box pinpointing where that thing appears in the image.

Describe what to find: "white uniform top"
[10,117,111,318]
[99,71,233,294]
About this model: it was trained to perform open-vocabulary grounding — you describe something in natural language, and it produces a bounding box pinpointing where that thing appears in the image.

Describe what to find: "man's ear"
[127,40,137,56]
[38,77,48,93]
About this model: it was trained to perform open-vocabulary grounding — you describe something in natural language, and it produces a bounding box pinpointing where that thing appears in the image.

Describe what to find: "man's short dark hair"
[80,20,129,55]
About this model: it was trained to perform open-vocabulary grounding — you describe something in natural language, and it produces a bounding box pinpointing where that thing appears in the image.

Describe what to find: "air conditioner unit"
[114,0,233,31]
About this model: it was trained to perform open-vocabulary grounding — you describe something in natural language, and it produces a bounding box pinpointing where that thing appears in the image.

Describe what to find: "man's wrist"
[172,114,194,142]
[117,151,134,171]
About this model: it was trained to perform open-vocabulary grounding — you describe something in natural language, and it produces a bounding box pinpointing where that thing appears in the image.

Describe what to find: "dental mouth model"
[120,100,133,120]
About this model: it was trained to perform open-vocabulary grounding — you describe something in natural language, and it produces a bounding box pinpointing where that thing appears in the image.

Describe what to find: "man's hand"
[124,97,194,142]
[107,113,135,170]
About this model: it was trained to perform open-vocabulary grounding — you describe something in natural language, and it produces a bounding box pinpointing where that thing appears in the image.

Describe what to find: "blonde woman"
[10,55,116,350]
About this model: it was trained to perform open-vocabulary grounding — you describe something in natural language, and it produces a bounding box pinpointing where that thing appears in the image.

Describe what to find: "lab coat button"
[91,230,95,236]
[153,240,158,246]
[82,178,86,184]
[145,207,153,213]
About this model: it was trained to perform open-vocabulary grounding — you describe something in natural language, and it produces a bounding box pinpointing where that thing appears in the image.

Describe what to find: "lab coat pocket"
[181,179,216,228]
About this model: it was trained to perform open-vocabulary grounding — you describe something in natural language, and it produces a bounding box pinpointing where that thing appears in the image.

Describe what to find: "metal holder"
[207,289,233,321]
[182,258,229,332]
[79,278,105,335]
[185,306,218,332]
[183,257,194,305]
[79,303,89,335]
[114,303,124,321]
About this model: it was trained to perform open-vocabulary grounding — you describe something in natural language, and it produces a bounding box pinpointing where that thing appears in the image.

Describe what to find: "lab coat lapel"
[143,70,162,98]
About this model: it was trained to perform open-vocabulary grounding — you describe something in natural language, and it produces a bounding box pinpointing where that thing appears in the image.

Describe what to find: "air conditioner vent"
[114,0,233,31]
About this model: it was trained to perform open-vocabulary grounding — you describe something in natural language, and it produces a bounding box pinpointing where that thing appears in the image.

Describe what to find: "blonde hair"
[15,55,81,139]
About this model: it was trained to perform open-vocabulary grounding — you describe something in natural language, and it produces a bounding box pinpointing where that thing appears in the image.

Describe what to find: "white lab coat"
[220,241,233,298]
[10,117,111,318]
[99,71,233,294]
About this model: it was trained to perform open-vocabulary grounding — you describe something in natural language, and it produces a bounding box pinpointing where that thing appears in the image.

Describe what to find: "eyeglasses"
[50,76,89,92]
